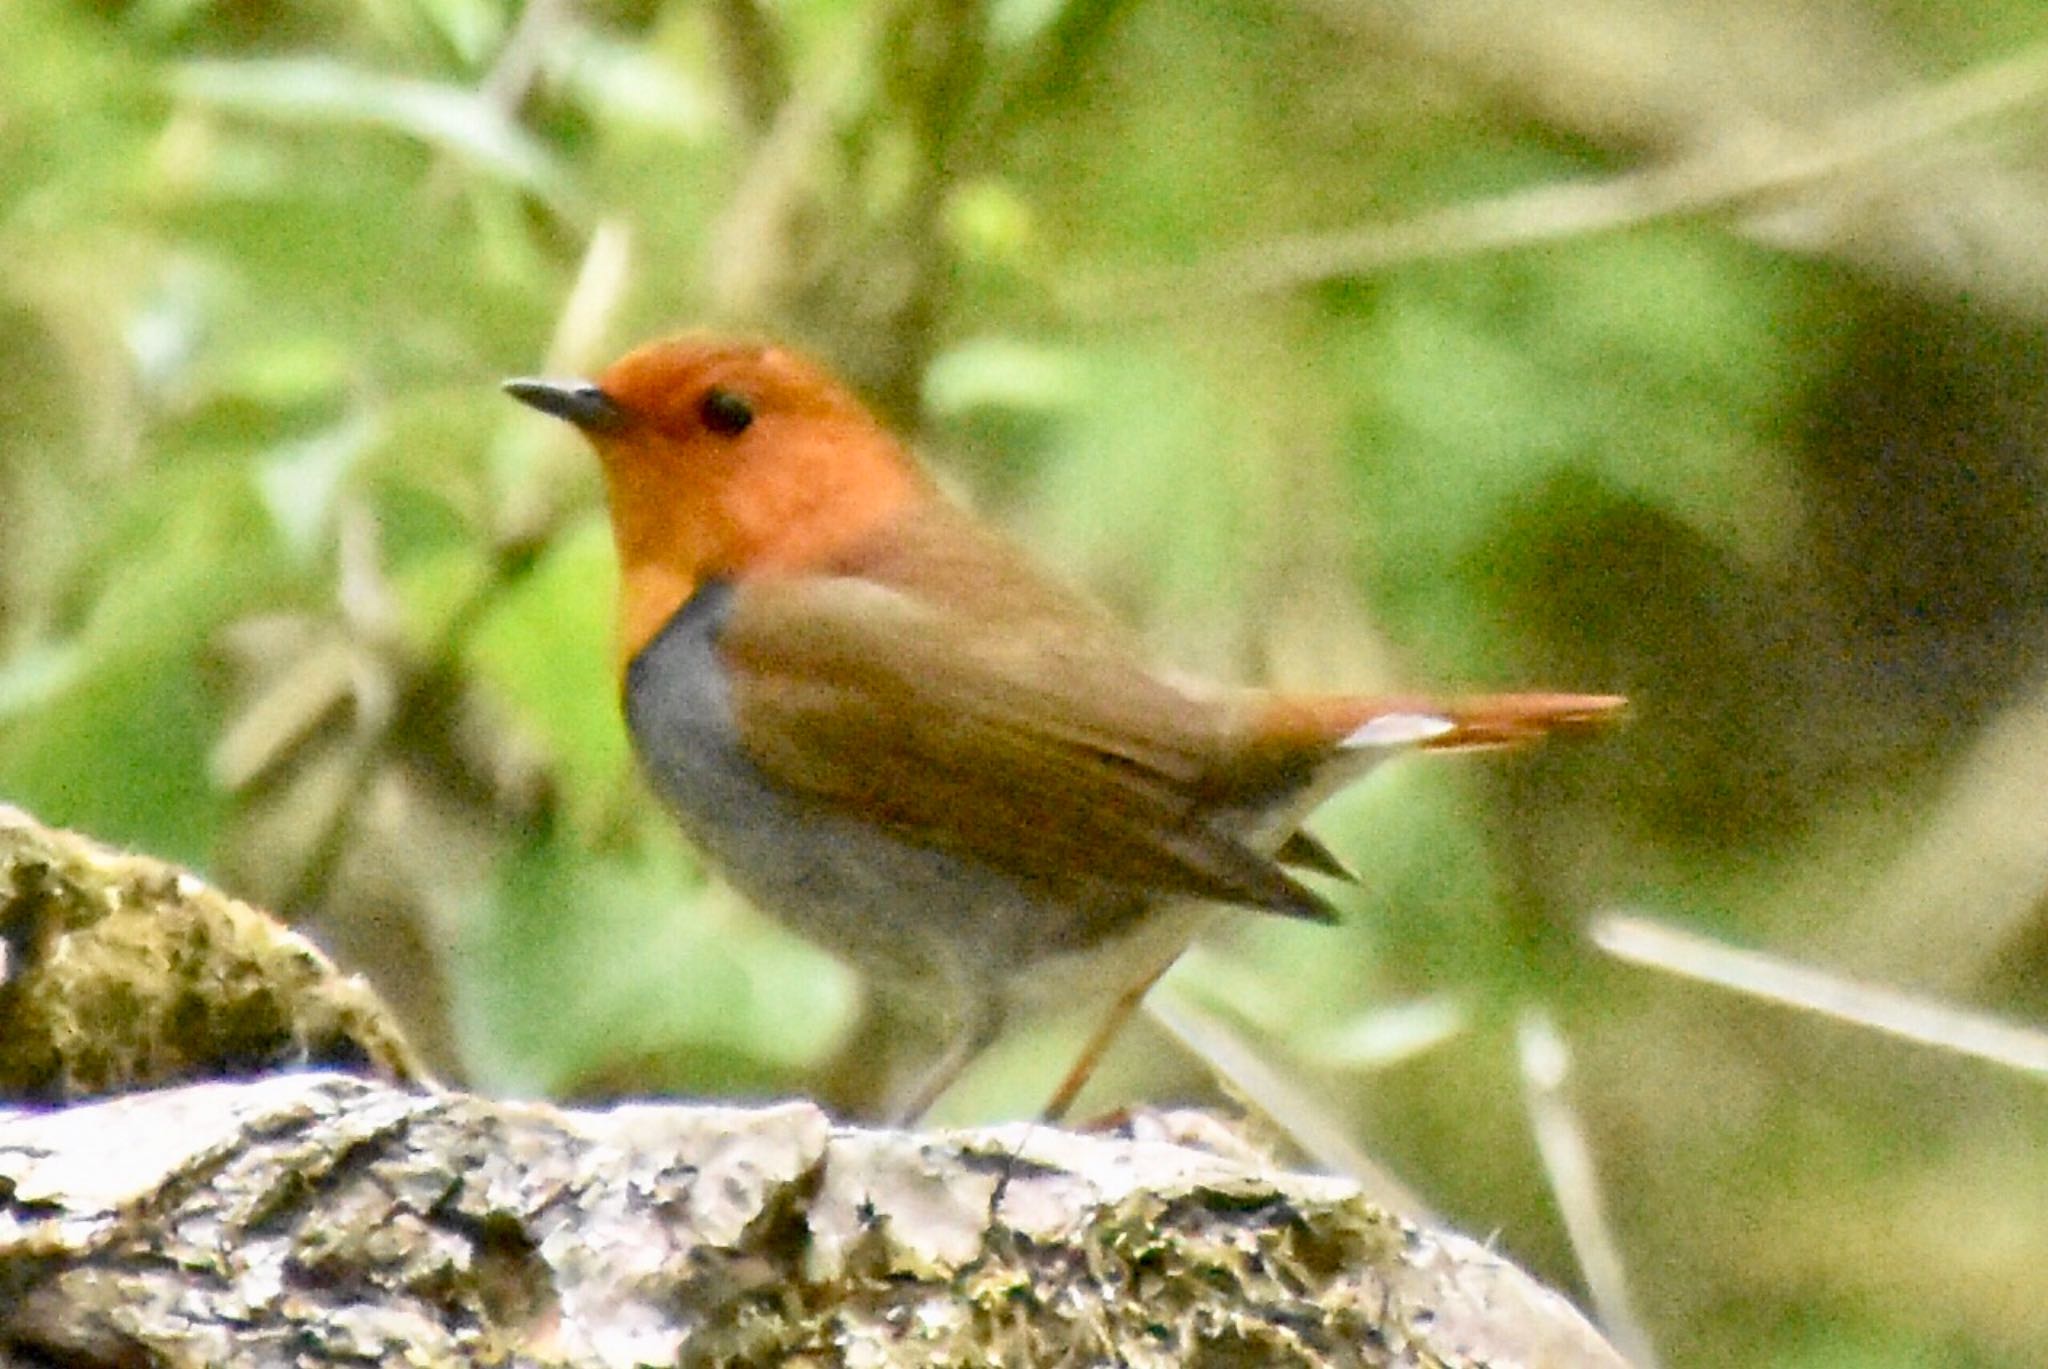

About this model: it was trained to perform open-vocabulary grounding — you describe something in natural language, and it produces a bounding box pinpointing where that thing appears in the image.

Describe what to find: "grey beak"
[501,377,628,433]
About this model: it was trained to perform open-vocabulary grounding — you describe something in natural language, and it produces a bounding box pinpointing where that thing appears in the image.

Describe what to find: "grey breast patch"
[619,578,1063,987]
[623,578,746,789]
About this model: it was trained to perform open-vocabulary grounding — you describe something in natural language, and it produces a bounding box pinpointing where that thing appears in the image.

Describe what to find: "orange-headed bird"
[506,337,1621,1121]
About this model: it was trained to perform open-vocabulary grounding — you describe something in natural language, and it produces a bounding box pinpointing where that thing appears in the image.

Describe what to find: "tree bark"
[0,1074,1629,1367]
[0,804,1629,1367]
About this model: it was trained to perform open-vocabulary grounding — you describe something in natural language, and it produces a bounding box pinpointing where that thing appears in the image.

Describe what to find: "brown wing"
[718,571,1339,922]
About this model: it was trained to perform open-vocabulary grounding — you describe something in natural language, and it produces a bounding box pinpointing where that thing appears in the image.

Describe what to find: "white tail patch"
[1342,712,1458,749]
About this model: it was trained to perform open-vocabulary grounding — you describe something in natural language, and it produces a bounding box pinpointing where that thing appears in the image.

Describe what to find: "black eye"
[698,387,754,436]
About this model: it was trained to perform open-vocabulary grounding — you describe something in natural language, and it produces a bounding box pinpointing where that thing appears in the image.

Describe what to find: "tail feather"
[1256,691,1627,755]
[1350,692,1628,751]
[1229,692,1622,909]
[1274,829,1358,881]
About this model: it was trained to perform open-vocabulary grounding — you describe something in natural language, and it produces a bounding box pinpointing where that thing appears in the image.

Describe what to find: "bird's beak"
[501,377,629,433]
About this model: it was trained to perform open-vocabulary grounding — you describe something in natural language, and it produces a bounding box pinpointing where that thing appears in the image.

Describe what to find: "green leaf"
[454,831,855,1093]
[256,411,382,561]
[461,517,628,836]
[168,57,574,206]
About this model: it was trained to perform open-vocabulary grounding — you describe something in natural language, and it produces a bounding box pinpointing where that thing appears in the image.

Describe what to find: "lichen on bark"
[0,804,427,1101]
[0,803,1627,1367]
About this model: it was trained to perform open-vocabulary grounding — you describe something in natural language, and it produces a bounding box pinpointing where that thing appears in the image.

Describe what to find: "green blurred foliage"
[4,0,2048,1363]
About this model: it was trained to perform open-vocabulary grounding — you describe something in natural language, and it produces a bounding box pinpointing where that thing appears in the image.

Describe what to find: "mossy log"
[0,804,1629,1367]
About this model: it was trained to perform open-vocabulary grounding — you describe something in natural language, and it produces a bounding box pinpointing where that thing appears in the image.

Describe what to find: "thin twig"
[1145,978,1438,1222]
[1516,1008,1661,1369]
[702,24,870,326]
[1592,912,2048,1080]
[492,217,633,556]
[417,0,577,212]
[707,0,793,137]
[541,218,634,377]
[1074,40,2048,312]
[480,0,576,116]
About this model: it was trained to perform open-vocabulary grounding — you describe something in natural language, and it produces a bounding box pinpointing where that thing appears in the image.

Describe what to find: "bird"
[504,335,1624,1123]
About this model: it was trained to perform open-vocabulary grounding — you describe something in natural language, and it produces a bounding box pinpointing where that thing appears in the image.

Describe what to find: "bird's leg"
[1039,964,1171,1123]
[887,994,1005,1127]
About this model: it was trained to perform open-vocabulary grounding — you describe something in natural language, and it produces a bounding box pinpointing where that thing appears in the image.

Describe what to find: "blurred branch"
[1083,35,2048,315]
[702,30,864,329]
[707,0,1001,420]
[1593,913,2048,1080]
[226,207,633,912]
[169,58,579,217]
[863,0,992,415]
[1146,976,1440,1222]
[888,0,991,169]
[214,498,555,1075]
[1517,1009,1661,1369]
[498,217,634,553]
[977,0,1139,136]
[480,0,576,116]
[233,516,419,920]
[707,0,793,136]
[419,0,578,215]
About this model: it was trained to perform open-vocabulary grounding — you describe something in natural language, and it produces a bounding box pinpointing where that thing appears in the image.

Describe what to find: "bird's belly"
[653,745,1066,988]
[621,583,1147,996]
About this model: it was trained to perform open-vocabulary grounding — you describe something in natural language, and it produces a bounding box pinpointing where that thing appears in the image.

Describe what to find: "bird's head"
[505,336,928,666]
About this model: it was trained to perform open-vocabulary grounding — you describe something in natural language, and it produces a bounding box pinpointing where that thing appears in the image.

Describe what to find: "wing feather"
[719,573,1337,922]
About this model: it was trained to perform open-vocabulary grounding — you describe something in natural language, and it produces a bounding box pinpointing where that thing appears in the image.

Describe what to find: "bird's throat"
[615,560,701,677]
[604,439,928,674]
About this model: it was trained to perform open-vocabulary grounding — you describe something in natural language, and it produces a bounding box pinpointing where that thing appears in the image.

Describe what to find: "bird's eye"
[698,387,755,436]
